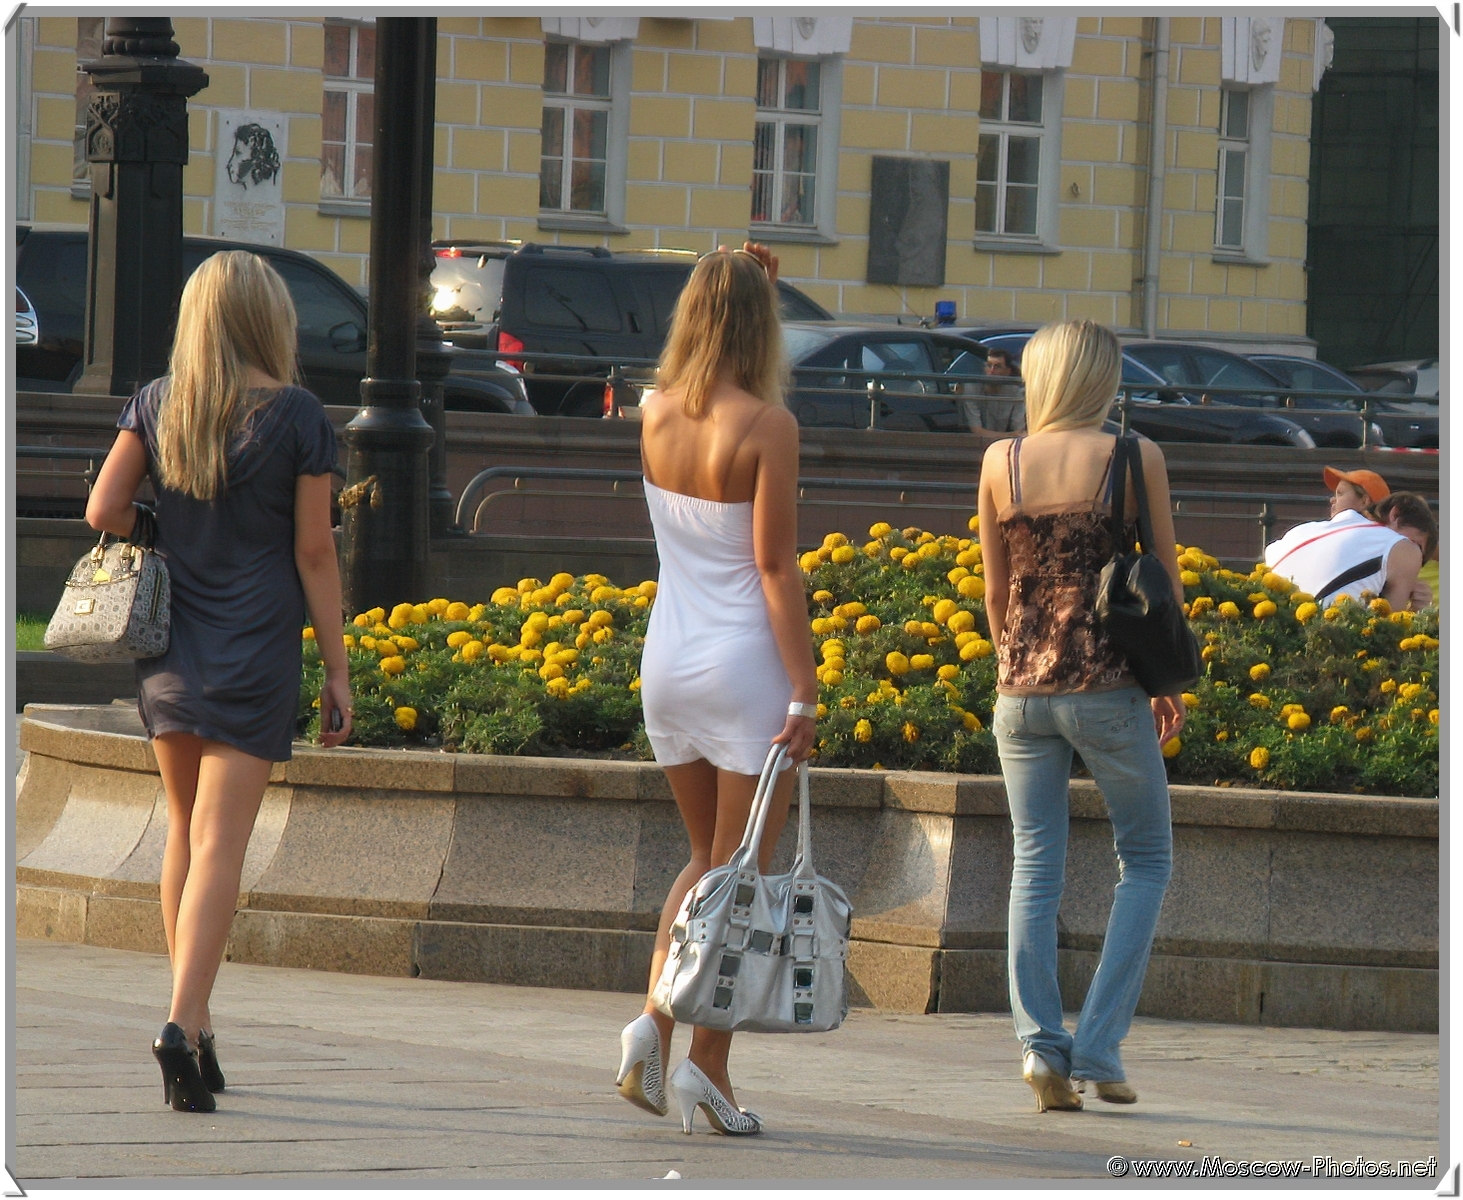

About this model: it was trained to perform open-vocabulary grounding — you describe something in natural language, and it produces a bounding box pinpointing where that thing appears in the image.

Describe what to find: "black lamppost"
[74,18,206,397]
[339,18,435,613]
[413,19,457,538]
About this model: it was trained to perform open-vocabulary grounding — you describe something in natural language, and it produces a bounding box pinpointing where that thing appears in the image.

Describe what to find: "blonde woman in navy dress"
[87,251,351,1113]
[614,245,818,1135]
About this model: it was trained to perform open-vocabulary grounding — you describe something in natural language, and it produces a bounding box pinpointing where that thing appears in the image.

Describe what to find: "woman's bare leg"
[153,733,209,1034]
[166,740,270,1042]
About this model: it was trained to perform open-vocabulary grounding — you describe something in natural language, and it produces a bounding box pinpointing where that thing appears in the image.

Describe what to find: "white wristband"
[788,701,818,719]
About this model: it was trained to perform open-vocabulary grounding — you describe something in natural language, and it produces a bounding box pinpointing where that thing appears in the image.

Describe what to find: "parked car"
[1346,357,1440,400]
[431,240,835,416]
[15,224,533,415]
[783,323,993,432]
[974,332,1316,449]
[1249,353,1437,451]
[16,286,38,345]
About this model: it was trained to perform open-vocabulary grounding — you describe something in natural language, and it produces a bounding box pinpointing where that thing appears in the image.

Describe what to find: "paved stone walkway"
[14,939,1439,1183]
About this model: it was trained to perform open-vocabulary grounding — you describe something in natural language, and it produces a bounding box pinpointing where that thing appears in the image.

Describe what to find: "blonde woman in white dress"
[615,245,818,1136]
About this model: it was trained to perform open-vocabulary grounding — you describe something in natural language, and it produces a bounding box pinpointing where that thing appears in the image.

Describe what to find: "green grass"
[16,613,49,652]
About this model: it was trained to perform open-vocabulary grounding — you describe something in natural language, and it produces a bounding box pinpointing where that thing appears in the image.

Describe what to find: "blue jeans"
[994,687,1173,1083]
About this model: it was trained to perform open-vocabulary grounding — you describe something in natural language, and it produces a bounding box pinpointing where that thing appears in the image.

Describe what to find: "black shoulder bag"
[1095,435,1202,697]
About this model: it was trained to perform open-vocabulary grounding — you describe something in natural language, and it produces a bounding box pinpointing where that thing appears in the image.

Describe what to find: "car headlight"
[1294,427,1317,449]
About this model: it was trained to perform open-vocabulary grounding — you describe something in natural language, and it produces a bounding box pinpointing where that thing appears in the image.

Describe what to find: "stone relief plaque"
[214,110,287,246]
[867,156,949,287]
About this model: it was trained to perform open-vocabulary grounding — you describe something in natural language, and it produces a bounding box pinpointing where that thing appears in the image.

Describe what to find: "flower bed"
[300,522,1438,798]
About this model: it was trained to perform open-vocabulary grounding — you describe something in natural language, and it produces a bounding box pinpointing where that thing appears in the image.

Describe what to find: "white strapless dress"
[640,479,792,776]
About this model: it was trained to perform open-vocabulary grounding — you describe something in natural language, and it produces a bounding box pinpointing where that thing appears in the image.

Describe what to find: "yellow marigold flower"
[820,639,846,659]
[823,532,849,549]
[1176,553,1199,570]
[947,566,970,585]
[586,610,613,629]
[343,634,357,648]
[955,548,981,569]
[822,669,845,686]
[827,615,848,631]
[812,589,834,604]
[1252,600,1278,619]
[1181,692,1200,709]
[519,628,543,649]
[855,614,882,635]
[1248,693,1272,709]
[947,610,976,634]
[411,604,432,624]
[937,664,960,681]
[1329,705,1349,723]
[444,601,470,622]
[822,658,847,675]
[1215,730,1229,742]
[839,695,858,710]
[1368,597,1392,616]
[889,546,909,561]
[1200,645,1219,663]
[516,579,539,595]
[491,587,518,606]
[592,626,614,644]
[869,522,893,539]
[918,621,939,638]
[831,545,856,564]
[1398,636,1418,651]
[930,599,956,625]
[487,643,510,662]
[1261,572,1293,594]
[394,706,417,731]
[967,514,980,532]
[1287,712,1311,731]
[1218,601,1241,620]
[366,606,387,623]
[380,655,407,676]
[395,636,420,654]
[540,662,565,681]
[545,676,571,696]
[302,626,316,641]
[810,618,831,635]
[1179,570,1201,588]
[1294,602,1319,623]
[954,631,979,649]
[352,613,372,628]
[1249,663,1271,682]
[1398,682,1423,701]
[886,651,910,676]
[1288,591,1314,605]
[1161,736,1182,758]
[854,718,874,742]
[562,609,586,626]
[910,654,935,671]
[962,711,982,731]
[1355,726,1374,742]
[1279,703,1303,716]
[863,541,883,557]
[900,554,919,571]
[1379,678,1397,694]
[957,576,986,601]
[799,551,822,573]
[359,635,378,651]
[836,601,867,619]
[1188,596,1214,616]
[1249,746,1270,769]
[1429,709,1439,724]
[959,638,993,661]
[902,722,920,742]
[1323,606,1342,620]
[461,640,485,663]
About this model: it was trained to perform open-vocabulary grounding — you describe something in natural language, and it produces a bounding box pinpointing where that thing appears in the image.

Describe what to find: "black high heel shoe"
[152,1023,217,1113]
[197,1030,226,1093]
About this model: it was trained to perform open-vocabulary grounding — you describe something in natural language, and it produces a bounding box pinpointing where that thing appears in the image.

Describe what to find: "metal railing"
[16,446,347,498]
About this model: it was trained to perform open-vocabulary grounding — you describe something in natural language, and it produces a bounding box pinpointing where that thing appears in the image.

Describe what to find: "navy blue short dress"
[117,380,338,762]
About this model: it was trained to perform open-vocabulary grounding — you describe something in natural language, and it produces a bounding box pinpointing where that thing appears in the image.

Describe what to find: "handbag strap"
[734,743,790,869]
[1110,434,1157,556]
[791,761,816,880]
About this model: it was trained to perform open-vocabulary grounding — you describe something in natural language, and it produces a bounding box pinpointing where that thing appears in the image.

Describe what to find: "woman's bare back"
[640,382,793,504]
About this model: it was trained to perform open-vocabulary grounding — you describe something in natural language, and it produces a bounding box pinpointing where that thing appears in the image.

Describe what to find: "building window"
[976,71,1044,238]
[1215,88,1249,249]
[321,21,375,202]
[540,40,612,214]
[752,57,822,226]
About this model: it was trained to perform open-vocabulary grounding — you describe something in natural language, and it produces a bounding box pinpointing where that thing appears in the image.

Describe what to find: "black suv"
[429,241,834,416]
[16,224,532,414]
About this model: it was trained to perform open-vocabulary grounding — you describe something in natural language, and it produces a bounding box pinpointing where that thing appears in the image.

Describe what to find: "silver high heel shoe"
[668,1059,762,1136]
[1023,1051,1083,1113]
[616,1014,667,1116]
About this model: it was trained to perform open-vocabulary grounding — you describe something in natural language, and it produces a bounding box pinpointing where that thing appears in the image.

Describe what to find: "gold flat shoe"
[1023,1051,1083,1113]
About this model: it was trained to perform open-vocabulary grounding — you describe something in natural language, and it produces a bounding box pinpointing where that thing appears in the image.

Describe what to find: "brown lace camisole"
[995,437,1137,695]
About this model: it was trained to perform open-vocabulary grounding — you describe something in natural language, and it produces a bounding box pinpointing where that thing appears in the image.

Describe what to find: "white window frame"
[973,68,1063,255]
[320,20,375,212]
[1213,83,1274,265]
[749,53,842,246]
[537,37,631,234]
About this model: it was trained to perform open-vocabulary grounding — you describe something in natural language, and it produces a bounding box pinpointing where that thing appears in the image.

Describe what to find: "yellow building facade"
[20,14,1328,349]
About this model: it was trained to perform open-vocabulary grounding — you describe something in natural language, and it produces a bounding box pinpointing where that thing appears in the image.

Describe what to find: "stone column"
[413,18,457,538]
[73,18,206,397]
[339,18,435,613]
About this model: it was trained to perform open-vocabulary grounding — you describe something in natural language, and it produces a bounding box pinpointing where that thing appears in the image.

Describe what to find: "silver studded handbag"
[651,744,852,1034]
[44,530,170,663]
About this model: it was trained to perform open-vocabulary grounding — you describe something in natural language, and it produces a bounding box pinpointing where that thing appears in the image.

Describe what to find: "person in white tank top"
[613,244,819,1137]
[1264,466,1425,610]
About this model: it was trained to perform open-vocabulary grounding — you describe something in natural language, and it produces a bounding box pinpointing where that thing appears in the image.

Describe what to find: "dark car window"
[861,341,933,393]
[785,326,838,362]
[641,266,694,335]
[522,266,621,332]
[1257,359,1356,392]
[1125,345,1189,385]
[268,256,365,336]
[1188,349,1279,391]
[778,282,831,322]
[980,333,1032,365]
[17,235,88,321]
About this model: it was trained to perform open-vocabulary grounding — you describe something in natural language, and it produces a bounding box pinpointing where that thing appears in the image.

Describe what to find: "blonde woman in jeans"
[976,320,1185,1112]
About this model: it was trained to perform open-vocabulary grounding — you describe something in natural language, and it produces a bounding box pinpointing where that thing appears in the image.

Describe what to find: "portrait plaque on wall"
[867,156,950,287]
[214,110,288,246]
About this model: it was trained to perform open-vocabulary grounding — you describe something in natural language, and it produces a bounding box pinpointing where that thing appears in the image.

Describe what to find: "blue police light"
[934,300,956,326]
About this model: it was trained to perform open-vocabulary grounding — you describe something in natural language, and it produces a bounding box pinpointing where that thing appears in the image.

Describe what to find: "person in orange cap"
[1322,465,1390,517]
[1264,465,1426,609]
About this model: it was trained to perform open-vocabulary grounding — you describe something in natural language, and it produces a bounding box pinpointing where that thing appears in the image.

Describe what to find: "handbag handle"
[1108,434,1157,555]
[731,743,791,870]
[790,761,817,880]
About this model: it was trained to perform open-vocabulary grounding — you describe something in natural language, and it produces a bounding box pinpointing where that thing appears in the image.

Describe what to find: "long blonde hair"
[156,250,299,500]
[656,249,786,417]
[1021,319,1122,435]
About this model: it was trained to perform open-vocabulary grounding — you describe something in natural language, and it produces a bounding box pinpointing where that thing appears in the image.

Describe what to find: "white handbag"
[651,744,852,1034]
[43,530,170,663]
